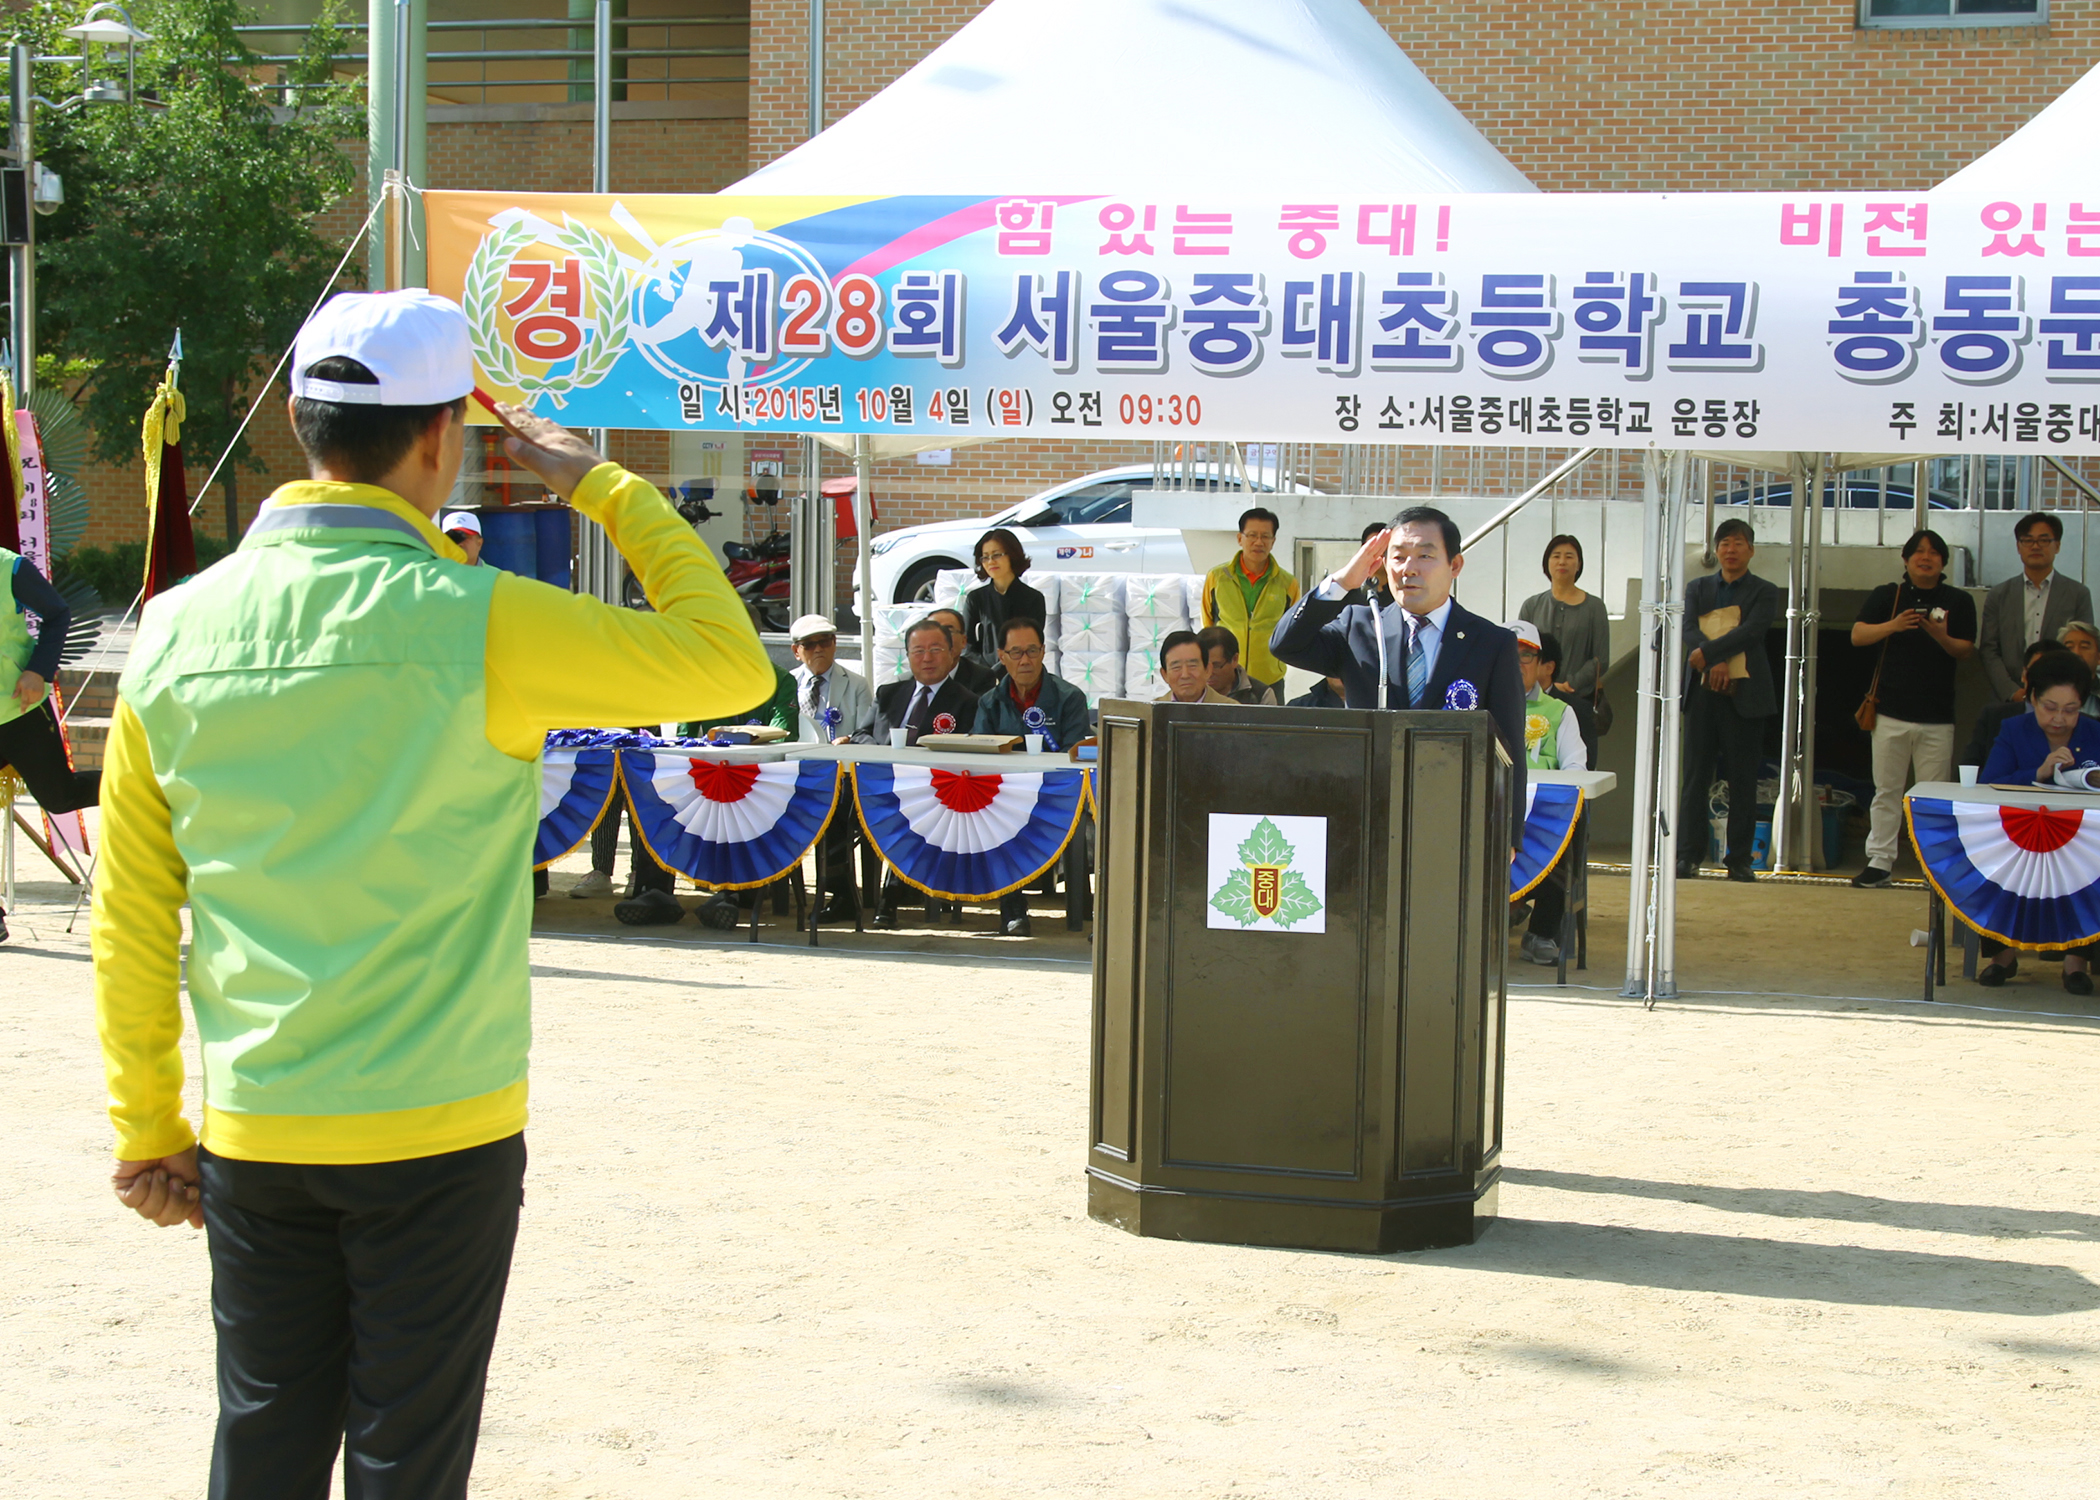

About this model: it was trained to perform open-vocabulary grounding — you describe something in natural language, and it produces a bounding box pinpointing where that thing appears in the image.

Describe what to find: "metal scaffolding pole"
[1771,456,1810,874]
[1622,450,1667,999]
[855,435,874,671]
[9,44,34,395]
[592,0,610,192]
[1794,454,1827,869]
[1651,449,1688,1000]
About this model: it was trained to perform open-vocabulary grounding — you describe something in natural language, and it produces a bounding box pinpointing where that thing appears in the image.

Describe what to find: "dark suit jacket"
[1269,586,1526,827]
[1979,571,2096,700]
[872,674,979,744]
[1683,570,1782,720]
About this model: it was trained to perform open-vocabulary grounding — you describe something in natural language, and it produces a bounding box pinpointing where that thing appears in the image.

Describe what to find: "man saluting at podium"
[1270,505,1527,827]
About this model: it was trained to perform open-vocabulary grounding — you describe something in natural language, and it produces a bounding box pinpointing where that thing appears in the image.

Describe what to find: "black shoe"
[0,908,8,944]
[1978,960,2017,987]
[1675,861,1700,880]
[2066,968,2094,997]
[815,894,855,924]
[1851,865,1893,889]
[1726,864,1756,884]
[695,893,740,930]
[871,903,899,931]
[1002,915,1033,937]
[614,887,684,926]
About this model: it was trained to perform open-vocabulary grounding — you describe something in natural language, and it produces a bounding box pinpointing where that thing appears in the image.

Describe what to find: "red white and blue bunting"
[1512,781,1583,902]
[623,753,844,891]
[854,762,1089,900]
[1907,795,2100,951]
[536,748,621,870]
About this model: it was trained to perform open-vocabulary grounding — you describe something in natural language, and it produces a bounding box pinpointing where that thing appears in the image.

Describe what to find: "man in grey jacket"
[1678,518,1782,882]
[1979,512,2094,701]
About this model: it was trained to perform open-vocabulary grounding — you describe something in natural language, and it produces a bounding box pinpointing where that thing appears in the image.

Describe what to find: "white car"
[861,463,1293,610]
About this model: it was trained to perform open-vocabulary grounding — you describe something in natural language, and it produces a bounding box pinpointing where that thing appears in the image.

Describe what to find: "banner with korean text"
[426,191,2100,453]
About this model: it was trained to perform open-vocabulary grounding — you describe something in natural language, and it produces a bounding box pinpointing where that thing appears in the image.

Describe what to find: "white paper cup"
[1025,733,1045,754]
[890,728,909,749]
[1958,764,1979,786]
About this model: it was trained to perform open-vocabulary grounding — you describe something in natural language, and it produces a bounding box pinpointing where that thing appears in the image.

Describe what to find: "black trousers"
[1679,688,1765,868]
[590,800,673,895]
[200,1134,527,1500]
[1527,864,1565,939]
[0,699,99,814]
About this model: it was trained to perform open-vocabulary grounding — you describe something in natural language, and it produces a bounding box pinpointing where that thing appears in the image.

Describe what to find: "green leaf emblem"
[1236,817,1293,870]
[1269,870,1324,928]
[1209,876,1258,926]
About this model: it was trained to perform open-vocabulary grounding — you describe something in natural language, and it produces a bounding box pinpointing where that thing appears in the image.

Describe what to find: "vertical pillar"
[592,0,610,193]
[855,435,874,670]
[1651,450,1687,999]
[1622,451,1665,999]
[369,0,426,288]
[807,0,824,139]
[8,44,33,395]
[1773,456,1809,873]
[1795,454,1827,870]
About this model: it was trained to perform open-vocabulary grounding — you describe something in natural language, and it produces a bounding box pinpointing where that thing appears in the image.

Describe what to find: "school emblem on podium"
[1206,814,1327,934]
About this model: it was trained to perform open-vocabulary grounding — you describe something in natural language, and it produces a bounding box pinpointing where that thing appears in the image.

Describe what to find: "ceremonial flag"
[141,340,196,602]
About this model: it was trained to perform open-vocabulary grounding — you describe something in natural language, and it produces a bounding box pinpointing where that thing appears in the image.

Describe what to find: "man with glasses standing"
[1981,512,2093,702]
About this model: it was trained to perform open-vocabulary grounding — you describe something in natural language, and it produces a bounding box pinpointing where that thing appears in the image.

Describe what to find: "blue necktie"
[1405,614,1430,708]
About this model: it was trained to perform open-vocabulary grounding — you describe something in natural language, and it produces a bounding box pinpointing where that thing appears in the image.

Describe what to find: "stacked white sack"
[1060,573,1125,616]
[1181,574,1205,622]
[1123,575,1188,619]
[933,568,973,611]
[1127,665,1171,701]
[1062,652,1127,706]
[1124,616,1189,666]
[1060,611,1128,654]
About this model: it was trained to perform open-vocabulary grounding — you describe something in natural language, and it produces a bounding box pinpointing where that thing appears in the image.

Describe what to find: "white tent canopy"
[731,0,1537,198]
[1937,58,2100,194]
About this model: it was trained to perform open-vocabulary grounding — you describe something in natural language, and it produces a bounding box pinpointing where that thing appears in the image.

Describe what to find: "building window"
[1861,0,2045,28]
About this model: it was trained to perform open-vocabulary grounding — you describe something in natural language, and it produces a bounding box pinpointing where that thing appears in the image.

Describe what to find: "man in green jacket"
[1201,506,1299,695]
[93,290,773,1497]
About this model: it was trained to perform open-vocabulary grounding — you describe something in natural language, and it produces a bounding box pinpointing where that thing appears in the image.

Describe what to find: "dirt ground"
[6,833,2100,1498]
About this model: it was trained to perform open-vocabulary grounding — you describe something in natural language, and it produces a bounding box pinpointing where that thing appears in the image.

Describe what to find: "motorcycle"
[622,476,793,633]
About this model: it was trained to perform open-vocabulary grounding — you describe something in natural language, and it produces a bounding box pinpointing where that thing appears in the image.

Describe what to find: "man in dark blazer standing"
[869,616,979,746]
[1978,511,2094,701]
[1269,505,1527,837]
[1679,517,1782,882]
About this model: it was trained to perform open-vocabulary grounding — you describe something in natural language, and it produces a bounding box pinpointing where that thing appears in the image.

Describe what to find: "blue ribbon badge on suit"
[1444,678,1480,711]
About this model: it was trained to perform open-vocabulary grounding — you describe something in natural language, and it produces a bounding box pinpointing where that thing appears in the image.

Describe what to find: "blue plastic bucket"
[479,510,536,577]
[533,507,572,589]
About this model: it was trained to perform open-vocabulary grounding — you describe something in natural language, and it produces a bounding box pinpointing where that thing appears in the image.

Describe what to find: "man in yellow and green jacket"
[1200,505,1299,694]
[92,289,773,1498]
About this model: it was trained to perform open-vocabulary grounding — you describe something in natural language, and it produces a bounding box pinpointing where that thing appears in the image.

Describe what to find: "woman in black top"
[1,552,99,943]
[959,526,1047,671]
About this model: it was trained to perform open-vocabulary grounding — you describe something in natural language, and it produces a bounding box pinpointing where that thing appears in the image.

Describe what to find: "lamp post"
[3,4,147,395]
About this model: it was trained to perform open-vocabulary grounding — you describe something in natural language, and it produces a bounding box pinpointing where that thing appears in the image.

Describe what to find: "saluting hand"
[1336,528,1390,592]
[491,402,604,500]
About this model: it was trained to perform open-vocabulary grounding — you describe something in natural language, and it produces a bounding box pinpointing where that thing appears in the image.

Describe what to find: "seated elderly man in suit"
[1269,505,1526,847]
[869,616,979,930]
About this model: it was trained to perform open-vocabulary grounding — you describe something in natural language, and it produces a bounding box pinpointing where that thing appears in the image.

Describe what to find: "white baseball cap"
[790,614,839,642]
[291,290,474,406]
[440,512,483,537]
[1507,619,1542,651]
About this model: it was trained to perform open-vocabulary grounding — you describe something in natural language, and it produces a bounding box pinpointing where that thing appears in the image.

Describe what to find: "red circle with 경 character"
[688,759,761,803]
[1999,803,2083,853]
[930,769,1001,813]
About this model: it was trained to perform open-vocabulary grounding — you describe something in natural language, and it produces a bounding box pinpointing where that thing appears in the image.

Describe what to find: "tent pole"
[1797,454,1827,870]
[1622,449,1665,999]
[1651,449,1687,1001]
[855,434,874,676]
[1773,455,1809,873]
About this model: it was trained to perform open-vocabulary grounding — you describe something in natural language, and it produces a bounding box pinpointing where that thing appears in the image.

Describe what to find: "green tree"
[22,0,363,534]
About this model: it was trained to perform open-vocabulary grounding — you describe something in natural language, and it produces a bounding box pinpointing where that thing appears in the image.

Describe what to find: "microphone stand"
[1369,578,1390,711]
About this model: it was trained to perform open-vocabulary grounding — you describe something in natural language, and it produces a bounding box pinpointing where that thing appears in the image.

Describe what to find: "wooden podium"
[1086,700,1510,1253]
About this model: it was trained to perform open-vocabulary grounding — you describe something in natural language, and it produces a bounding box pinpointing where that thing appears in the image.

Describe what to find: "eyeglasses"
[1001,645,1043,660]
[906,644,948,659]
[980,549,1008,564]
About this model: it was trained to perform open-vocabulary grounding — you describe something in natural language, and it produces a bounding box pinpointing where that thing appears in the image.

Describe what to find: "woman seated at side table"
[1976,650,2100,993]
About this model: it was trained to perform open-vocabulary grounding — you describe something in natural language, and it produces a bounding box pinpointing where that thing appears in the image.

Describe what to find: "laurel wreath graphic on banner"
[462,216,633,407]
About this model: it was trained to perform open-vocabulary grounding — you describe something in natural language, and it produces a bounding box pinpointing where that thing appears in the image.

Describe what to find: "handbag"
[1854,585,1904,733]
